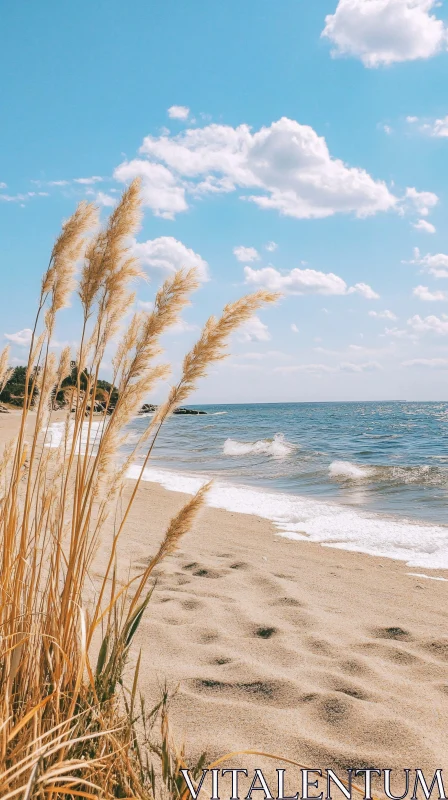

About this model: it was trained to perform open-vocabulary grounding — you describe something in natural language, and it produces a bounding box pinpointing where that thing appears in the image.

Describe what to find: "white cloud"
[244,265,348,295]
[408,314,448,334]
[413,284,448,301]
[0,182,7,189]
[96,191,116,207]
[410,115,448,137]
[5,328,32,346]
[275,363,337,374]
[349,282,380,299]
[238,315,271,342]
[114,159,187,219]
[168,105,190,120]
[132,236,209,282]
[322,0,447,68]
[413,219,436,234]
[74,176,103,185]
[138,117,397,220]
[265,241,278,252]
[275,360,381,374]
[382,124,392,134]
[291,323,299,333]
[244,265,379,299]
[166,318,199,334]
[233,245,260,263]
[404,187,438,217]
[339,361,382,372]
[431,116,448,137]
[384,326,415,339]
[403,357,448,368]
[407,247,448,278]
[0,191,46,203]
[369,309,397,320]
[237,350,289,361]
[48,179,69,186]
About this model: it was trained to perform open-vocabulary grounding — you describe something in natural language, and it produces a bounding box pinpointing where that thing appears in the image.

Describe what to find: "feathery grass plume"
[41,200,98,299]
[154,289,279,426]
[44,202,98,341]
[35,353,58,436]
[0,344,10,388]
[126,268,199,383]
[29,330,47,372]
[55,345,71,397]
[81,180,144,371]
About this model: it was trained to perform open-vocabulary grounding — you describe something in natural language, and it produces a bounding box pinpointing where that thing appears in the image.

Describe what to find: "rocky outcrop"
[139,404,157,414]
[139,404,206,415]
[173,407,206,415]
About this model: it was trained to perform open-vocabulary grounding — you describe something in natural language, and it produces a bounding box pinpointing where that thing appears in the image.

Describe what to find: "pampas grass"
[0,179,278,798]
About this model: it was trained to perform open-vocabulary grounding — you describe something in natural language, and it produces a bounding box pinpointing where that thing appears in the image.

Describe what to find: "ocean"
[47,401,448,571]
[123,402,448,572]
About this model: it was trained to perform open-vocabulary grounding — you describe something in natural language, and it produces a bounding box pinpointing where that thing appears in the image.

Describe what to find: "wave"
[126,464,448,570]
[329,460,448,487]
[223,433,294,459]
[45,420,104,454]
[208,411,228,416]
[329,460,372,480]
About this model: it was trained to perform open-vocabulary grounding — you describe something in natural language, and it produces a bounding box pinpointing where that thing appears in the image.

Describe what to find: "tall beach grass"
[0,179,277,799]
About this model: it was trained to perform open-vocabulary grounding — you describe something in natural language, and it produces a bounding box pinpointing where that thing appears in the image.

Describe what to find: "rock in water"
[173,407,206,415]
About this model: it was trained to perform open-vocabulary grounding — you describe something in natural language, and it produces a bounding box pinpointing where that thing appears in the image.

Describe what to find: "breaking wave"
[223,433,294,459]
[329,461,373,480]
[329,460,448,487]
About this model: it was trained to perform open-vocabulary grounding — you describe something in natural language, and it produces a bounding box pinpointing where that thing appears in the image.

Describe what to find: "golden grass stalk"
[0,180,278,798]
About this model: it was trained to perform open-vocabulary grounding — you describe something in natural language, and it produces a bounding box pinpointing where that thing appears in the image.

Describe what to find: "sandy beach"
[2,410,448,778]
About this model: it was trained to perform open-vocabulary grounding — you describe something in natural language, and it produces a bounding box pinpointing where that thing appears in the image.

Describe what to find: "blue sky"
[2,0,448,402]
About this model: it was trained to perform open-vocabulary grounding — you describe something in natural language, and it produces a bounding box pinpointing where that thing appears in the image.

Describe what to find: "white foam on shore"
[126,464,448,570]
[407,573,448,582]
[45,420,105,454]
[223,433,294,459]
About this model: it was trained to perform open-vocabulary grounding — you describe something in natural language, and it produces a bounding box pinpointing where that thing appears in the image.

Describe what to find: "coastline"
[2,411,448,772]
[118,476,448,771]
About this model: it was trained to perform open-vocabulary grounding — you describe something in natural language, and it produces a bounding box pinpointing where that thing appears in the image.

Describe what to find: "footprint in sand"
[254,626,277,639]
[189,677,301,708]
[421,638,448,662]
[182,599,202,611]
[371,626,412,641]
[193,567,222,579]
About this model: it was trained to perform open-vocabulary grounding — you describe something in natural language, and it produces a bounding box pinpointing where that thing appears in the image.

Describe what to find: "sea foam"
[329,460,373,480]
[45,420,104,454]
[126,464,448,570]
[223,433,293,459]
